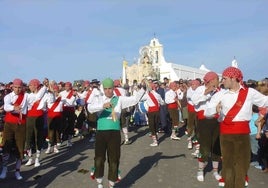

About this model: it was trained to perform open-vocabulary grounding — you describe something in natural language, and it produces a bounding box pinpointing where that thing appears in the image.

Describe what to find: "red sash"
[223,88,248,124]
[220,88,250,134]
[32,100,40,110]
[167,92,178,109]
[196,110,206,120]
[187,103,195,112]
[167,102,178,109]
[85,90,92,102]
[48,97,62,118]
[148,92,159,112]
[114,88,121,96]
[50,97,61,112]
[66,90,74,99]
[14,92,24,106]
[5,92,26,124]
[27,99,44,117]
[196,88,221,120]
[196,110,219,120]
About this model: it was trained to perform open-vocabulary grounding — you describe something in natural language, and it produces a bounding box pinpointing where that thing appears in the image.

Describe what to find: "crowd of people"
[0,66,268,188]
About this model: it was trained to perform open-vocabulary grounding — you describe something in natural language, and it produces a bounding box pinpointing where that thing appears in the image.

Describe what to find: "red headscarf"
[29,79,40,87]
[65,82,72,87]
[13,78,23,86]
[83,80,90,87]
[203,71,218,84]
[222,66,243,82]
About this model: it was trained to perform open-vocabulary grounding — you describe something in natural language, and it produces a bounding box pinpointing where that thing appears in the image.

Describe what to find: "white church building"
[123,37,238,84]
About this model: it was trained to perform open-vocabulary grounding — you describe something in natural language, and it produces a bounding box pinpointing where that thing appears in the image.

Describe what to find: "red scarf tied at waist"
[220,88,249,134]
[28,100,44,117]
[5,92,26,124]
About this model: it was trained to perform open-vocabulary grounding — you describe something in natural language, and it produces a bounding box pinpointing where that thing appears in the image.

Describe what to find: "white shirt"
[4,91,28,115]
[142,90,164,107]
[205,86,268,121]
[59,90,77,107]
[176,88,184,100]
[87,88,145,119]
[78,88,92,100]
[165,89,177,104]
[27,86,48,110]
[191,85,214,112]
[43,92,64,112]
[87,87,103,105]
[113,87,127,96]
[186,87,195,105]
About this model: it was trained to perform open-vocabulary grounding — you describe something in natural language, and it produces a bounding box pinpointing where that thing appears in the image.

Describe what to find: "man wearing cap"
[191,71,222,182]
[59,82,77,147]
[0,79,28,180]
[88,78,145,188]
[24,79,49,167]
[205,67,268,188]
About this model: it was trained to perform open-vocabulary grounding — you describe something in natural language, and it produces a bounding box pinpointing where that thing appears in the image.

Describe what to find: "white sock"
[109,180,115,187]
[36,150,41,158]
[27,149,32,157]
[198,161,207,169]
[122,127,128,140]
[96,178,103,184]
[212,161,219,169]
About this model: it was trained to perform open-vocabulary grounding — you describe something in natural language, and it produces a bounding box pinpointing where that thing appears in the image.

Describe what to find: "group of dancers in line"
[97,67,268,188]
[0,78,101,180]
[1,66,268,188]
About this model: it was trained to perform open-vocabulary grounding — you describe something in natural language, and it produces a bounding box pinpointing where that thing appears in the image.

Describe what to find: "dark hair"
[195,78,202,84]
[252,105,259,113]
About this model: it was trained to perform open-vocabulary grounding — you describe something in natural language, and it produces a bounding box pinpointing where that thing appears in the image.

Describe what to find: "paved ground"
[0,125,267,188]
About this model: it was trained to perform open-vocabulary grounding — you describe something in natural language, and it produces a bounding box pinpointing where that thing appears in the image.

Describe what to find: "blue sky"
[0,0,268,84]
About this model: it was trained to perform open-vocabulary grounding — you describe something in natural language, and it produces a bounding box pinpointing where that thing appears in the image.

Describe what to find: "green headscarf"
[102,78,114,88]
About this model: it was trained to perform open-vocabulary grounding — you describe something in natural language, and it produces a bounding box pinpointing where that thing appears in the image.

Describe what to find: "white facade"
[124,38,235,84]
[159,63,210,81]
